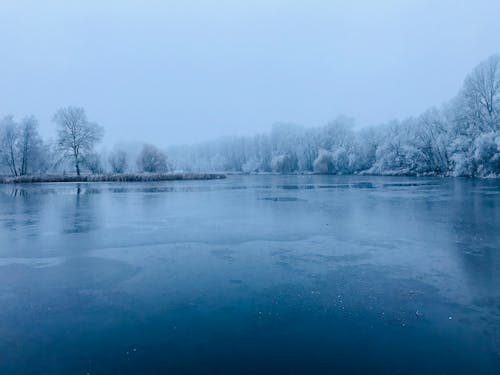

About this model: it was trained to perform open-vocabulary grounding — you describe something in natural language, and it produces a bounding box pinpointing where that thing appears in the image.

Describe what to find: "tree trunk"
[74,149,80,176]
[9,147,17,176]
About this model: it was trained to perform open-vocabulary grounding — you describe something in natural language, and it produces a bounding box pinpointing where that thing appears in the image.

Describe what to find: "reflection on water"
[0,175,499,374]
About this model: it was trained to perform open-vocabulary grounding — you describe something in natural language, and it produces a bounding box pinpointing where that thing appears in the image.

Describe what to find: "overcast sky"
[1,0,499,146]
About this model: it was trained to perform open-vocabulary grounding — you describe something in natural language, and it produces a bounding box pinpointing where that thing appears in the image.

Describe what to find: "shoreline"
[0,173,226,184]
[225,171,498,179]
[1,172,498,184]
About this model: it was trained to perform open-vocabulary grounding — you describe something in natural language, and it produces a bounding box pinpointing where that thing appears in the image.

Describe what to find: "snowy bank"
[0,173,226,184]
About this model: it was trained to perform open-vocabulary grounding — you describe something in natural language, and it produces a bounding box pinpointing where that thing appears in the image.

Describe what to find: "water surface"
[0,175,499,374]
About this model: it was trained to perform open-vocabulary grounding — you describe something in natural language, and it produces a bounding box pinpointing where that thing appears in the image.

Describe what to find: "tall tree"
[461,54,500,133]
[18,116,43,175]
[53,107,104,176]
[0,116,20,176]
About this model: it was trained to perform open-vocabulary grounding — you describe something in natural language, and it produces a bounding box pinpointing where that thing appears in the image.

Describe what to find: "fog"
[1,0,499,146]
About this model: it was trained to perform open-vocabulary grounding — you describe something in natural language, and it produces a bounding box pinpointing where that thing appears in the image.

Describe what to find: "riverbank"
[227,171,499,178]
[0,173,226,184]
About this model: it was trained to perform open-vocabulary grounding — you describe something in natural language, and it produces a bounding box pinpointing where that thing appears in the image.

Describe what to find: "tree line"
[168,54,500,177]
[0,107,169,176]
[1,54,499,178]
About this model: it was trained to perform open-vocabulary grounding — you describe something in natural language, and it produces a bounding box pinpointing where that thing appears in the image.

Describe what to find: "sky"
[0,0,499,147]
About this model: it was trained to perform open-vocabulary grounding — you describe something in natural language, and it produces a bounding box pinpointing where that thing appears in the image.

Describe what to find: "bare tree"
[109,149,128,173]
[53,106,104,176]
[137,144,168,173]
[462,54,500,132]
[83,152,104,174]
[0,116,20,176]
[18,116,43,175]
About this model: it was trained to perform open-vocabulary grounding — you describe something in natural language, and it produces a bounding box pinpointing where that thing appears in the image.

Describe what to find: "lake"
[0,175,499,374]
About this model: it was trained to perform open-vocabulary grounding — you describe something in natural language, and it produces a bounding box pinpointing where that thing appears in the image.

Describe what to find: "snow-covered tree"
[461,54,500,133]
[54,106,104,176]
[18,116,44,175]
[271,153,298,173]
[83,152,105,174]
[137,144,169,173]
[0,116,20,176]
[474,132,500,177]
[109,149,128,173]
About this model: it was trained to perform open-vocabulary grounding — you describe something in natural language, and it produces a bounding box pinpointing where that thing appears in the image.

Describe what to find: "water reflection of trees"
[0,186,45,237]
[63,184,99,235]
[448,179,500,291]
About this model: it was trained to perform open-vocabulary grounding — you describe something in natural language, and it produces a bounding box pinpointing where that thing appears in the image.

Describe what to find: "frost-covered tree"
[137,144,169,173]
[320,116,356,151]
[370,122,409,174]
[109,149,128,173]
[474,132,500,177]
[352,127,379,172]
[54,106,104,176]
[412,108,449,174]
[313,148,351,174]
[444,55,500,176]
[313,149,335,174]
[271,153,298,173]
[0,115,46,176]
[83,152,104,174]
[0,116,20,176]
[18,116,44,175]
[297,128,319,171]
[461,54,500,133]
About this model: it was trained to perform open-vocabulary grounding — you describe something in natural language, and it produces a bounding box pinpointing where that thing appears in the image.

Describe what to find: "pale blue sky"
[1,0,499,146]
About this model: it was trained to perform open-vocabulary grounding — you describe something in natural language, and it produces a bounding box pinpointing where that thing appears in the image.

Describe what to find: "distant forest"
[169,54,500,178]
[1,55,499,178]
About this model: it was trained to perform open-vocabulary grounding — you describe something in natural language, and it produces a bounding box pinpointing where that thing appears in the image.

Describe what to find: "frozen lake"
[0,175,499,374]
